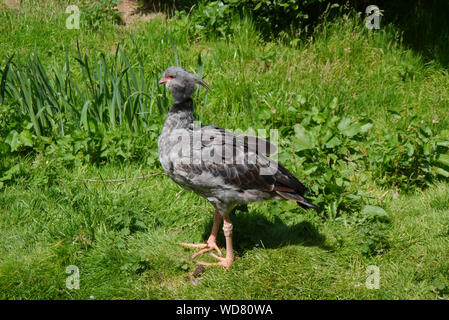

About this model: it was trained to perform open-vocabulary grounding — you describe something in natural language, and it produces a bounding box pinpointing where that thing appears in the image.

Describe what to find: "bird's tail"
[297,199,318,210]
[275,191,318,210]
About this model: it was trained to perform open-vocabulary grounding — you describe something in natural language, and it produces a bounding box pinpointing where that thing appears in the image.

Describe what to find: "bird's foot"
[179,240,222,259]
[196,253,234,270]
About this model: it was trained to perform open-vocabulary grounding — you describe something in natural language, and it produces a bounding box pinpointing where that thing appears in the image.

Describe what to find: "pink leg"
[179,210,223,258]
[197,215,234,269]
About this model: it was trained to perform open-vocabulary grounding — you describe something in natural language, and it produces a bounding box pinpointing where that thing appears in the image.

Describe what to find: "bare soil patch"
[2,0,20,9]
[116,0,164,26]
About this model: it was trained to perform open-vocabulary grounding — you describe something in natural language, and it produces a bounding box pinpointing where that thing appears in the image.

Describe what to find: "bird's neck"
[163,98,195,130]
[169,98,194,114]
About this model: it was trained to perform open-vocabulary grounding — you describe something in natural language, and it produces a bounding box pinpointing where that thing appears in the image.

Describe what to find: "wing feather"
[173,124,315,209]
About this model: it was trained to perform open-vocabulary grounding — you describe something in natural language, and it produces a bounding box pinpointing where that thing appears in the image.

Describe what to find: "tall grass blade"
[167,32,179,66]
[1,54,14,104]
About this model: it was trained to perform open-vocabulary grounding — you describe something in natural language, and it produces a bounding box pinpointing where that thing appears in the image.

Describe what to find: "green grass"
[1,164,448,299]
[0,1,448,299]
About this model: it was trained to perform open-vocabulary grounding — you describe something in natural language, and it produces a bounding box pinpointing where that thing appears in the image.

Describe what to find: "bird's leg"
[179,210,223,258]
[197,216,234,269]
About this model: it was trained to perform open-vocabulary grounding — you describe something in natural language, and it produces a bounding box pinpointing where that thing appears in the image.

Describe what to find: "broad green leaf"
[433,277,448,291]
[0,174,12,182]
[361,205,388,217]
[434,167,449,178]
[303,165,318,175]
[335,177,343,186]
[338,118,370,137]
[406,143,414,157]
[296,94,306,105]
[320,129,333,144]
[420,126,432,137]
[258,109,271,120]
[4,164,20,177]
[423,143,431,156]
[5,130,20,151]
[437,153,449,167]
[436,141,449,147]
[337,117,351,132]
[18,130,33,147]
[287,106,297,113]
[325,136,342,148]
[80,100,91,130]
[135,220,146,229]
[293,124,315,151]
[329,97,338,109]
[360,122,373,133]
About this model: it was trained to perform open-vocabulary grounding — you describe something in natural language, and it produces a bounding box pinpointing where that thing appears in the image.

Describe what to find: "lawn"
[0,1,448,299]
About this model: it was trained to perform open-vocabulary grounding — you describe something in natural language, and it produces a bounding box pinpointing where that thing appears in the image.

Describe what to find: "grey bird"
[158,66,317,269]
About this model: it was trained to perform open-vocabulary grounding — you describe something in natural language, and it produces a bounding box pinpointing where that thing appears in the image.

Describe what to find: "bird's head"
[159,66,209,102]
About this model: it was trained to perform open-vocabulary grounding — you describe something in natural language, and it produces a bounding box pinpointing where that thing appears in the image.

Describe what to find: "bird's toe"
[196,252,234,269]
[207,241,222,257]
[196,256,233,269]
[179,242,208,249]
[179,241,222,259]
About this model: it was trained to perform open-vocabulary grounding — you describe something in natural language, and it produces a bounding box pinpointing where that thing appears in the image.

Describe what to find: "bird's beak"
[197,79,210,90]
[158,76,173,85]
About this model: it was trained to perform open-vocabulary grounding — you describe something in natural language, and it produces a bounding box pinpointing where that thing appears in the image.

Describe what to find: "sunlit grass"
[0,1,448,300]
[0,162,448,299]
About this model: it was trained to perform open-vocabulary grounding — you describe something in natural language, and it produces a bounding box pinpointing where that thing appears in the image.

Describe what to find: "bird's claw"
[196,253,234,269]
[179,241,222,259]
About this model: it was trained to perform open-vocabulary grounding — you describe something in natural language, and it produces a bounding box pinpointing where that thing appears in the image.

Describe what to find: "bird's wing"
[175,125,308,197]
[188,124,277,155]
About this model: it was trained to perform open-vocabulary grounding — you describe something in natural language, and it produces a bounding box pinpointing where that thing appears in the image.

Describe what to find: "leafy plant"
[357,205,391,257]
[227,0,313,36]
[1,46,169,135]
[81,0,122,30]
[261,93,449,218]
[273,97,372,217]
[0,46,169,187]
[109,206,148,235]
[368,114,449,190]
[175,1,235,39]
[175,0,323,39]
[433,274,449,296]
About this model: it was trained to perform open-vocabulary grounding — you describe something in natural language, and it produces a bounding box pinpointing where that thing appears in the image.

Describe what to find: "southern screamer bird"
[158,67,317,269]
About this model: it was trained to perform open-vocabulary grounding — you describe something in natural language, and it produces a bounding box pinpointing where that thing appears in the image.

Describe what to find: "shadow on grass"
[200,207,333,255]
[352,0,449,68]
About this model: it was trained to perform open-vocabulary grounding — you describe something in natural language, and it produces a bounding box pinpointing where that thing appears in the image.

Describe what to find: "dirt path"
[117,0,164,26]
[2,0,163,25]
[2,0,20,9]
